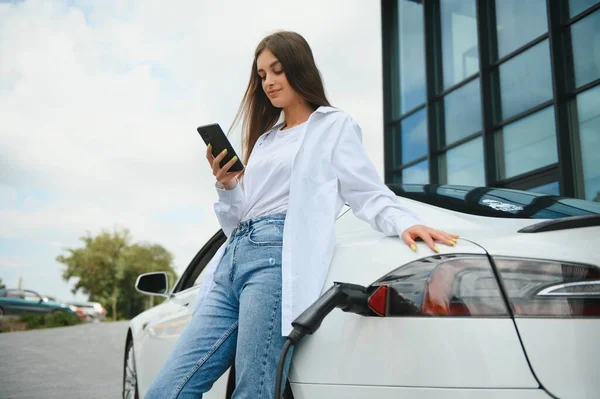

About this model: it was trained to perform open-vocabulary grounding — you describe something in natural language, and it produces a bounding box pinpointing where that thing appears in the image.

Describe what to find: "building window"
[575,85,600,201]
[401,160,429,185]
[392,109,427,168]
[494,0,548,59]
[571,10,600,88]
[393,0,426,117]
[440,0,479,89]
[495,107,558,180]
[570,0,600,18]
[441,78,482,145]
[441,137,485,186]
[495,41,553,122]
[382,0,600,202]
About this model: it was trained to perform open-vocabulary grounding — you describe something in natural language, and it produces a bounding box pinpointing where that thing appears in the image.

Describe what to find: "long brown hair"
[231,31,332,164]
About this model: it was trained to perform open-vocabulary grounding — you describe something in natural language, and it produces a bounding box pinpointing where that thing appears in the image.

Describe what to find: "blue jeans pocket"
[248,222,283,246]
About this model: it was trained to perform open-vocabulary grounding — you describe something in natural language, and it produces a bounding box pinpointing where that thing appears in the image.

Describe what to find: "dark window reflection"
[570,0,600,18]
[496,41,553,121]
[576,86,600,202]
[528,181,560,196]
[441,138,485,186]
[388,184,600,219]
[495,0,548,59]
[440,0,479,89]
[394,0,426,117]
[571,10,600,88]
[402,160,429,184]
[393,109,427,166]
[495,107,558,179]
[442,79,482,144]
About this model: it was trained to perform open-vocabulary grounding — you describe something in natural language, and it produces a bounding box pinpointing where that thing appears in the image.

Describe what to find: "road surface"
[0,321,129,399]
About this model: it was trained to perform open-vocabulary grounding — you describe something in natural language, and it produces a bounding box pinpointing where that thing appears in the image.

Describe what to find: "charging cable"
[273,282,371,398]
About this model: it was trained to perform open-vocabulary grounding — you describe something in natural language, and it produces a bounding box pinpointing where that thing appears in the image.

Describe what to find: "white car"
[122,184,600,399]
[67,301,107,322]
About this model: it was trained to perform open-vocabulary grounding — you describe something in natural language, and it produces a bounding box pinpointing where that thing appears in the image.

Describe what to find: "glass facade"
[382,0,600,202]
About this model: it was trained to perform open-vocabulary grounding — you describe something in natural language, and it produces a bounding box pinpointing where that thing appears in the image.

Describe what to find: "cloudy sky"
[0,0,385,302]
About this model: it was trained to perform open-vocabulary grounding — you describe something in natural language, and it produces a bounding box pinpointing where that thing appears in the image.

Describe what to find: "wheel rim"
[123,343,137,399]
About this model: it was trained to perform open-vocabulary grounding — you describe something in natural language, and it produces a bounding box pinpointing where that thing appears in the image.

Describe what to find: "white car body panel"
[126,195,599,398]
[474,225,600,399]
[289,208,538,389]
[132,286,230,398]
[515,319,600,399]
[290,384,553,399]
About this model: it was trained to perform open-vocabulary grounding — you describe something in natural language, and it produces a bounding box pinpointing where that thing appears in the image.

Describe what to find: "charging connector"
[273,282,371,398]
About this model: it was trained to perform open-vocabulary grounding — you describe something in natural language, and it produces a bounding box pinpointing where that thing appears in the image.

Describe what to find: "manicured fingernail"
[449,240,455,246]
[221,149,227,155]
[434,246,440,253]
[208,143,212,148]
[232,156,238,161]
[410,244,416,252]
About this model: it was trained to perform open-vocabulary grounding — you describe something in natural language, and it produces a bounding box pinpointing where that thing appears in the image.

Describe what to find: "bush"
[0,316,27,333]
[20,311,81,330]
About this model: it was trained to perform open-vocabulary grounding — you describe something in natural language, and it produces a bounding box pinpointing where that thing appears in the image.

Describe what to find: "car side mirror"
[135,272,170,297]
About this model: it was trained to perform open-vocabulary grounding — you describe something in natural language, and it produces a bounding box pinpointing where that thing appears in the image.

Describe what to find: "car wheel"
[123,339,139,399]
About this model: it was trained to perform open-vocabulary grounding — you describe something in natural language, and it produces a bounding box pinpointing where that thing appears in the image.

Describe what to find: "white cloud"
[0,256,25,269]
[0,0,384,299]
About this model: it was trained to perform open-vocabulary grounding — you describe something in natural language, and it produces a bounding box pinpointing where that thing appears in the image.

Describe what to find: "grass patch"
[0,312,83,332]
[20,311,82,330]
[0,316,27,333]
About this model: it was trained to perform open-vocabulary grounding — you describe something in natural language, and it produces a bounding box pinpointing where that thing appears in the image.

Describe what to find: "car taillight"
[368,255,509,317]
[493,257,600,317]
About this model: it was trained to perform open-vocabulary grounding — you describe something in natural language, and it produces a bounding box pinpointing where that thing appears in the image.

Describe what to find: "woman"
[147,31,458,399]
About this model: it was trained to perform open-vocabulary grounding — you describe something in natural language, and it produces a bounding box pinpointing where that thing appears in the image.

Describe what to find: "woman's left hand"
[401,225,459,253]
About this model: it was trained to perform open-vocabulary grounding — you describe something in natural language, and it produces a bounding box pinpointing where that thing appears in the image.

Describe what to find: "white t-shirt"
[229,122,306,222]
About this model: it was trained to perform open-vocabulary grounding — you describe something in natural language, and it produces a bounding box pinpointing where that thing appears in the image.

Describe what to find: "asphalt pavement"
[0,321,130,399]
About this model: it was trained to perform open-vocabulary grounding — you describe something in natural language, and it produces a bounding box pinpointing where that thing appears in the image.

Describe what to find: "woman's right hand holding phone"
[206,144,243,190]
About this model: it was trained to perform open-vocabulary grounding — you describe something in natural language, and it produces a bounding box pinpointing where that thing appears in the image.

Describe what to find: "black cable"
[274,338,294,399]
[272,283,370,398]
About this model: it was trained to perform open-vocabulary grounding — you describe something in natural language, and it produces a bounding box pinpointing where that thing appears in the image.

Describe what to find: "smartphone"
[197,123,244,172]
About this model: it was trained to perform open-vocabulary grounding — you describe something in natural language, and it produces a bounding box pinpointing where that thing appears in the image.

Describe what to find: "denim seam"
[247,222,284,247]
[170,320,239,399]
[256,289,281,398]
[228,236,239,285]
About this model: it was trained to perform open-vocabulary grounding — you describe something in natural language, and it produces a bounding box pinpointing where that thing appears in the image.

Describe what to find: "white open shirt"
[226,121,306,222]
[194,106,423,336]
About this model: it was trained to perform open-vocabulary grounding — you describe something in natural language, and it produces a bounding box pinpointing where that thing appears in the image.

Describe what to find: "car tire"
[123,338,139,399]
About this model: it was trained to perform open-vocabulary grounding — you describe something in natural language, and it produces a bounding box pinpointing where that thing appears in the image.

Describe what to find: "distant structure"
[382,1,600,202]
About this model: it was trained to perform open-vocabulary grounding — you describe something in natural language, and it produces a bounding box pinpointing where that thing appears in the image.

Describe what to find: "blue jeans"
[146,214,292,399]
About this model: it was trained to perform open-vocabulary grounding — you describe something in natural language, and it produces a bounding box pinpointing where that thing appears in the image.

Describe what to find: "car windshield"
[388,184,600,219]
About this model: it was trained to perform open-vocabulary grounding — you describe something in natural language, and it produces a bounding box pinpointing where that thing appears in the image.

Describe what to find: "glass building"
[381,0,600,202]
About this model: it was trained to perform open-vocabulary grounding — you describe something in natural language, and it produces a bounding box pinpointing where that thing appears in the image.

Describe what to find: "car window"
[6,290,24,299]
[172,231,227,293]
[389,184,600,219]
[193,265,210,287]
[23,291,41,302]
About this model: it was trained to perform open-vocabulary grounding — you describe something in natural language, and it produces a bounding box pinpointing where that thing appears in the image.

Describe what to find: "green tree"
[116,243,177,318]
[57,228,178,320]
[0,278,5,290]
